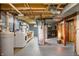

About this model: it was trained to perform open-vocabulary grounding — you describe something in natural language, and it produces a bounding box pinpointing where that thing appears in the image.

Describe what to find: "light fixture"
[18,14,24,16]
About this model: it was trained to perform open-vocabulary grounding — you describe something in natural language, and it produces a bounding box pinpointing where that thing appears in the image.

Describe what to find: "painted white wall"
[0,32,14,56]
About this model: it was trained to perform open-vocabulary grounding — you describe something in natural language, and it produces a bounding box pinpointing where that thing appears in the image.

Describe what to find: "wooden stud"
[13,16,16,36]
[64,20,66,46]
[73,15,77,53]
[0,4,1,56]
[0,4,2,32]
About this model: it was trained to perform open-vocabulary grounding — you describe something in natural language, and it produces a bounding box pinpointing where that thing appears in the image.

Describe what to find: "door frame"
[67,16,76,53]
[73,16,76,53]
[64,14,77,53]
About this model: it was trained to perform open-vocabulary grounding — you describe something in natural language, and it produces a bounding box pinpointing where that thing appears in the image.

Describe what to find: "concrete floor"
[15,37,76,56]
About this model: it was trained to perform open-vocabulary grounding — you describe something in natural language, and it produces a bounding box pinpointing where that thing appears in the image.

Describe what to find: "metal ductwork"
[48,4,61,15]
[61,3,78,17]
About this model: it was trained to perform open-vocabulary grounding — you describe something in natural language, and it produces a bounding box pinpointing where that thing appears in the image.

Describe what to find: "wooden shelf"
[25,31,34,43]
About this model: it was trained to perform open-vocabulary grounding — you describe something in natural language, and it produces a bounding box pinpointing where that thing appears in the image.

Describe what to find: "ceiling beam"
[1,7,46,10]
[0,9,50,13]
[16,14,53,18]
[26,3,33,15]
[8,3,22,15]
[27,3,36,18]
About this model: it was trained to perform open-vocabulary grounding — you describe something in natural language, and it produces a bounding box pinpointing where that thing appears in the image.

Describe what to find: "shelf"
[25,31,34,43]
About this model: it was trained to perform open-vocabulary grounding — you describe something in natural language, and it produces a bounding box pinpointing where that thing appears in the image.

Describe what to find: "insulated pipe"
[61,3,78,17]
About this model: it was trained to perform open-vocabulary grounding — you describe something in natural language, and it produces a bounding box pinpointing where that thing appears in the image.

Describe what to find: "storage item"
[14,32,26,48]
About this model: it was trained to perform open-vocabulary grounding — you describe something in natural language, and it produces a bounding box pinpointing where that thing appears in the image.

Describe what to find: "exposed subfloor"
[15,37,76,56]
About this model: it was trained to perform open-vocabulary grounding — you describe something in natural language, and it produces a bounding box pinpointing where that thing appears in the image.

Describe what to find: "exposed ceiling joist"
[8,3,22,15]
[24,3,36,18]
[1,3,67,21]
[1,7,47,11]
[26,3,33,15]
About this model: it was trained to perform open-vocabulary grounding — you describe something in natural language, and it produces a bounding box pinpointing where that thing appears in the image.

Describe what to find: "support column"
[13,16,16,36]
[73,16,77,53]
[41,22,45,45]
[0,4,2,32]
[0,4,2,56]
[6,12,10,32]
[64,20,66,46]
[76,13,79,55]
[44,25,47,42]
[0,12,14,56]
[38,20,45,45]
[43,20,47,44]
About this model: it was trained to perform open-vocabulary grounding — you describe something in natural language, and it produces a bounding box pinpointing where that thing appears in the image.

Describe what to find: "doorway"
[47,24,57,38]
